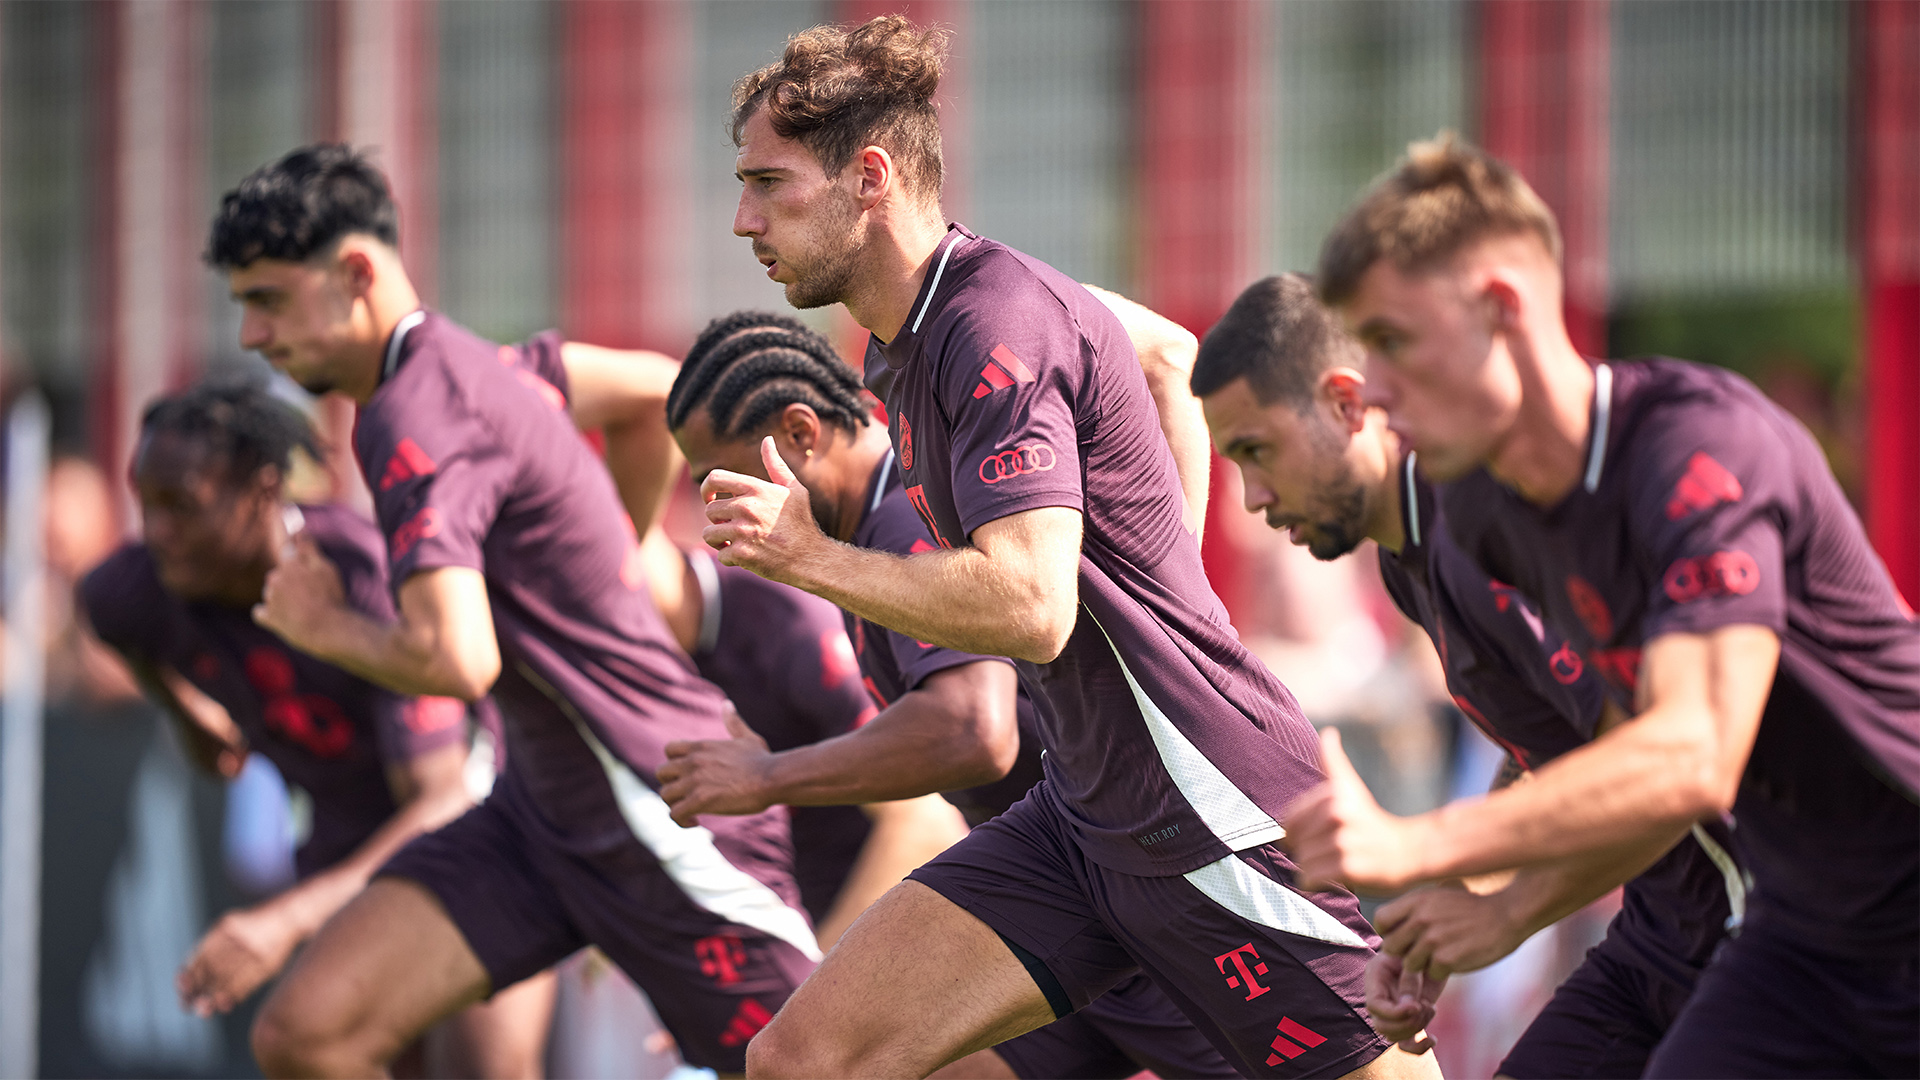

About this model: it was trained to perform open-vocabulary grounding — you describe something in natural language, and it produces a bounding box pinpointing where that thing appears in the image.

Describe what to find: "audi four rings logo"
[979,444,1057,484]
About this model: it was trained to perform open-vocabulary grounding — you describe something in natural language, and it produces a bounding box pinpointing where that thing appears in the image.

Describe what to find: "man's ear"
[1321,368,1370,434]
[854,145,895,211]
[1482,273,1524,337]
[779,402,824,456]
[337,246,376,298]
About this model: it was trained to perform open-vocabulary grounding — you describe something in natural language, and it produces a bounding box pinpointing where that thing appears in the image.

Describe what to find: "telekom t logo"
[1214,942,1271,1001]
[695,934,746,986]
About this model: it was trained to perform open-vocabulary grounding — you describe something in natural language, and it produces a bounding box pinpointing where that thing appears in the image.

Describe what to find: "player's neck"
[836,426,896,541]
[225,504,286,607]
[341,275,424,403]
[1485,329,1594,506]
[1365,428,1408,555]
[844,213,952,345]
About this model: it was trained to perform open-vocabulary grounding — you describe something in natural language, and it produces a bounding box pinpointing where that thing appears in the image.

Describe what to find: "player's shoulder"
[78,543,171,647]
[715,561,841,634]
[930,235,1113,351]
[1608,357,1804,507]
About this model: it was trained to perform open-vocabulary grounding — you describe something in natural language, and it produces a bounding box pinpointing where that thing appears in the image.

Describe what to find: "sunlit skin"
[227,235,419,403]
[134,431,286,606]
[1338,234,1591,501]
[1201,371,1402,560]
[676,402,893,545]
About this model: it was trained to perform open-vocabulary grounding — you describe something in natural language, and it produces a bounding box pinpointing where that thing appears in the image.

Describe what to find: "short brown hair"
[731,15,947,201]
[1317,132,1561,306]
[1193,274,1358,410]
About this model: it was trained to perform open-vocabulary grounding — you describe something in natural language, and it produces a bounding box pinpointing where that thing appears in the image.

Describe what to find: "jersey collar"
[380,309,429,386]
[882,224,975,368]
[1583,362,1614,494]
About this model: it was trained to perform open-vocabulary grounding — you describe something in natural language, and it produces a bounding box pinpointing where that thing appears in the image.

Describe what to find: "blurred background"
[0,0,1913,1077]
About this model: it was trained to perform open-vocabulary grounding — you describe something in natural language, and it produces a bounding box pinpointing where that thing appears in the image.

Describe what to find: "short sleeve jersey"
[1380,457,1733,984]
[80,504,468,877]
[1441,358,1920,957]
[849,457,1048,826]
[355,314,778,864]
[683,549,877,922]
[867,226,1325,875]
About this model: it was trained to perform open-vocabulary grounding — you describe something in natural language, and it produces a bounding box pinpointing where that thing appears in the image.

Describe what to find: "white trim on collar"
[1584,363,1613,494]
[687,549,723,656]
[1403,452,1421,548]
[910,232,968,335]
[382,309,428,383]
[869,448,897,517]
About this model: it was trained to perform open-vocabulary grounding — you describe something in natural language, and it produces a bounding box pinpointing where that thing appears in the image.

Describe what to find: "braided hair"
[139,377,322,488]
[667,311,872,441]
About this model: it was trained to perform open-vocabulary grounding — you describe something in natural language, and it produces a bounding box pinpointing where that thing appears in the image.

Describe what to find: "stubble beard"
[781,204,865,311]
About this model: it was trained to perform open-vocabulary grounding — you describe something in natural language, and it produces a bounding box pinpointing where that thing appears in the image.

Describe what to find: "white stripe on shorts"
[519,663,824,962]
[1184,854,1369,948]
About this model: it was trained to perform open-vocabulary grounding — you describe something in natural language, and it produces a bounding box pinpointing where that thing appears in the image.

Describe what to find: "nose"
[733,190,762,239]
[239,310,272,352]
[1238,467,1273,515]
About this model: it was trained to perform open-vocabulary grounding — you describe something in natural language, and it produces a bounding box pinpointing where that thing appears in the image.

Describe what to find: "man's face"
[1203,377,1369,561]
[1342,258,1521,482]
[227,255,359,395]
[733,108,866,310]
[133,432,274,602]
[674,410,837,536]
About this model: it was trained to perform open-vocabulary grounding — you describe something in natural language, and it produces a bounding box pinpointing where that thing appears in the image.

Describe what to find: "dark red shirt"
[80,504,468,877]
[867,226,1324,875]
[1440,358,1919,957]
[1381,456,1734,986]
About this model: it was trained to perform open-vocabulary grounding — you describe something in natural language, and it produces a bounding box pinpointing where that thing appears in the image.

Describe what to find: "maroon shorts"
[994,971,1239,1079]
[378,779,817,1073]
[1499,932,1695,1079]
[908,783,1388,1079]
[1643,917,1919,1079]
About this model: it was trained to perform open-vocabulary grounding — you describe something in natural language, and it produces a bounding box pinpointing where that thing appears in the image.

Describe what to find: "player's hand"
[658,707,777,827]
[1284,728,1426,894]
[700,437,829,587]
[1375,879,1527,979]
[1362,950,1444,1053]
[253,533,349,657]
[176,902,303,1016]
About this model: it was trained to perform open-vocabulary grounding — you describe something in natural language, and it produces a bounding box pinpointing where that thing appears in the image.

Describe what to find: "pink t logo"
[1215,942,1271,1001]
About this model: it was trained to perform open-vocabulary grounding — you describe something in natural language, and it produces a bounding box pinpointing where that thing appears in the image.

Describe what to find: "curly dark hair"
[139,377,322,487]
[205,143,399,269]
[667,311,872,441]
[731,14,947,200]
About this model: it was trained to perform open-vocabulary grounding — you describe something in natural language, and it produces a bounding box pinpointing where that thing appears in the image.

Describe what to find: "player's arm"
[658,659,1021,823]
[177,740,473,1015]
[123,656,248,779]
[557,342,686,536]
[1083,284,1209,541]
[704,440,1080,663]
[254,534,501,701]
[1289,624,1778,891]
[813,794,971,950]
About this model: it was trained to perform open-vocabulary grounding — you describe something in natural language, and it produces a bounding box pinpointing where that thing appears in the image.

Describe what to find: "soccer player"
[1193,272,1748,1077]
[207,144,819,1077]
[659,309,1240,1079]
[1291,133,1919,1078]
[79,380,553,1076]
[508,325,968,951]
[703,17,1433,1078]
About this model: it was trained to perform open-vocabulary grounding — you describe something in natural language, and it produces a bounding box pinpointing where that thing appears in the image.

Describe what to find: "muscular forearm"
[291,606,487,700]
[1493,825,1687,941]
[759,701,1008,807]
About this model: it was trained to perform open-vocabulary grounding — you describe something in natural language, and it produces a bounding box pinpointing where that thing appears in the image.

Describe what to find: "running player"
[206,144,818,1077]
[507,325,968,951]
[1193,272,1742,1077]
[705,17,1429,1077]
[1293,133,1919,1077]
[660,309,1240,1079]
[78,380,553,1076]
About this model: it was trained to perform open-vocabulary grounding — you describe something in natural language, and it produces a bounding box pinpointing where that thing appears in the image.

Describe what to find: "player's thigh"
[255,878,491,1068]
[1498,941,1678,1080]
[426,968,558,1080]
[750,880,1057,1079]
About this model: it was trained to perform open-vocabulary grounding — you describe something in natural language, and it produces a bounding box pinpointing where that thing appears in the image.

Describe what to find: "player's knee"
[251,979,372,1078]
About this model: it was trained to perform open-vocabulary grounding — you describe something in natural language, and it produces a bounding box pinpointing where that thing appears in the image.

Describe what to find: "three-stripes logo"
[1266,1017,1328,1067]
[973,344,1036,398]
[717,998,773,1048]
[380,438,438,491]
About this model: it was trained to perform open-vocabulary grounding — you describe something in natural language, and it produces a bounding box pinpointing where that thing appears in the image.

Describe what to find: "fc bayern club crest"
[899,415,914,471]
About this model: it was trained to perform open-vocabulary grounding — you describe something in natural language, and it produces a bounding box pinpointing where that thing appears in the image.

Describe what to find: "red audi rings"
[979,444,1058,485]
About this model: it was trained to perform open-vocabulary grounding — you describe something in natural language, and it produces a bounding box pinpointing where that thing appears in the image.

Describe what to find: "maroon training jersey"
[1440,358,1920,959]
[80,503,468,877]
[866,226,1325,875]
[682,548,877,923]
[355,312,810,954]
[849,456,1047,825]
[1380,455,1735,987]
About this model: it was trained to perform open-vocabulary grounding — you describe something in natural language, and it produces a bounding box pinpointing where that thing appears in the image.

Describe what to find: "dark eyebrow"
[735,166,789,182]
[232,286,279,303]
